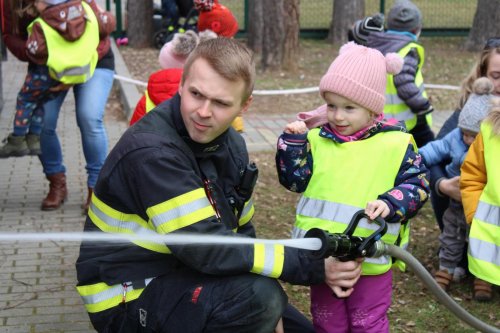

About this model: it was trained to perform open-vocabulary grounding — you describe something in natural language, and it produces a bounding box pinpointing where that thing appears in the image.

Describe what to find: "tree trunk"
[247,0,263,53]
[261,0,284,70]
[465,0,500,51]
[127,0,154,48]
[282,0,300,72]
[327,0,364,45]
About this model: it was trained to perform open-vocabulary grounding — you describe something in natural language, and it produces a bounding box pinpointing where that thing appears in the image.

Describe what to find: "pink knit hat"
[158,30,200,69]
[319,42,403,114]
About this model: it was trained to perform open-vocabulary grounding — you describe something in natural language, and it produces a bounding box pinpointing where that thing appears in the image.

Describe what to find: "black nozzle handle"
[345,210,387,257]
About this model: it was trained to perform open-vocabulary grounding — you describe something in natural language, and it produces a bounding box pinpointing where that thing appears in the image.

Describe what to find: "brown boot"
[473,278,492,302]
[82,187,93,214]
[41,173,68,211]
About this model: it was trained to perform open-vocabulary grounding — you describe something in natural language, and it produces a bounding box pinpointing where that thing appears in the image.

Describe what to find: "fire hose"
[304,210,500,333]
[0,210,497,331]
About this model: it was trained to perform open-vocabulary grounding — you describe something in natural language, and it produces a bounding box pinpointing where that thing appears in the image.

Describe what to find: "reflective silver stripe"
[385,93,404,106]
[261,244,277,276]
[475,201,500,226]
[53,63,91,80]
[81,278,154,305]
[297,197,401,236]
[469,238,500,266]
[383,108,414,122]
[151,197,211,229]
[292,226,391,265]
[90,202,161,241]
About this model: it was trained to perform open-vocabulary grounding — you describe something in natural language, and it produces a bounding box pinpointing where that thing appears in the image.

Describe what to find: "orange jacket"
[460,132,486,224]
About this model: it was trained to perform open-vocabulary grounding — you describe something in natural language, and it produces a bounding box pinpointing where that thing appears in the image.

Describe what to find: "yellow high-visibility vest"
[28,2,99,84]
[294,128,416,275]
[468,122,500,286]
[384,42,432,131]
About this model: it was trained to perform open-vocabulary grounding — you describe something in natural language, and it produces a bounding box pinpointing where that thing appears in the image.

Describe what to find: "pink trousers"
[311,270,392,333]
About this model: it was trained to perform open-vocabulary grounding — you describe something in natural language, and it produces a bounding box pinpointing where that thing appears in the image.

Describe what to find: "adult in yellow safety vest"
[27,0,99,84]
[76,38,363,333]
[461,114,500,302]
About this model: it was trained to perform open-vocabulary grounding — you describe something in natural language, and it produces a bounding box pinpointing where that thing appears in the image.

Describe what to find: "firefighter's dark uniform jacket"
[76,94,325,314]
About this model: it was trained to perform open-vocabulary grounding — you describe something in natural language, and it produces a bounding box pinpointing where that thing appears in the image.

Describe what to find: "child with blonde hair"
[460,89,500,302]
[276,42,430,332]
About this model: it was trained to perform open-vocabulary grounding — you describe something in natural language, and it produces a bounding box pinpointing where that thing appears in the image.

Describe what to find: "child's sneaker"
[26,133,41,155]
[0,134,29,158]
[453,266,467,282]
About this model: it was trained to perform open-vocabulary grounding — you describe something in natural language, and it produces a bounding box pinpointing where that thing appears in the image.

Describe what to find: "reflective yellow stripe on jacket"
[28,2,99,84]
[76,278,154,313]
[147,188,215,234]
[251,243,284,278]
[384,42,431,131]
[468,122,500,285]
[238,199,255,228]
[295,129,414,275]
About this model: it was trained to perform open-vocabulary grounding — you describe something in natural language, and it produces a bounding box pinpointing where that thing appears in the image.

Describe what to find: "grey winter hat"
[387,0,422,32]
[458,78,494,133]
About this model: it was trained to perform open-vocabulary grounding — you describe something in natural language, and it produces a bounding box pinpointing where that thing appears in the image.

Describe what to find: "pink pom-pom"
[385,53,403,75]
[339,41,360,55]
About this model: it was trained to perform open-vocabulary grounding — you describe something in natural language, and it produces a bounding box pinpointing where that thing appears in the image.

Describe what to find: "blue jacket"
[419,127,468,178]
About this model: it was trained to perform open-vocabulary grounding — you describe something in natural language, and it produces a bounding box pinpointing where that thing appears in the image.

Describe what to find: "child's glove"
[284,121,308,135]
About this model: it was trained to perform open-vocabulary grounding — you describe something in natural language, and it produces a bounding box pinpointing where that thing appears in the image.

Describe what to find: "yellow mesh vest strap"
[28,2,99,84]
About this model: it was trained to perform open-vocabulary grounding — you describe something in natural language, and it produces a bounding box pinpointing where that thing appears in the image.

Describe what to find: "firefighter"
[76,37,362,333]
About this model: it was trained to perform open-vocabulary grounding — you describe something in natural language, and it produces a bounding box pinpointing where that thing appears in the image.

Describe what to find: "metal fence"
[224,0,477,37]
[108,0,477,38]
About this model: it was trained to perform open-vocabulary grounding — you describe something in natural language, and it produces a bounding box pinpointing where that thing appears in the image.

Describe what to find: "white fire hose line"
[0,231,498,332]
[113,74,460,95]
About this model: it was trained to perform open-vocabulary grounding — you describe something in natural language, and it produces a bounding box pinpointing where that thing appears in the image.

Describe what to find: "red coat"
[129,68,183,126]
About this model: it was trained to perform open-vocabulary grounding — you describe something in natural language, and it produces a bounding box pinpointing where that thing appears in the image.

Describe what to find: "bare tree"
[247,0,264,53]
[127,0,154,48]
[328,0,364,45]
[465,0,500,51]
[260,0,285,70]
[282,0,300,72]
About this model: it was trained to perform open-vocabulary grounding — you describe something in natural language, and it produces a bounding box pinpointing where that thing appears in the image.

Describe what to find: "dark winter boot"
[0,133,29,158]
[82,187,93,214]
[41,173,68,211]
[26,133,41,155]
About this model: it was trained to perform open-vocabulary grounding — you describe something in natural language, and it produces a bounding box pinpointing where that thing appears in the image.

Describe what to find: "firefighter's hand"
[284,121,308,135]
[274,317,284,333]
[49,83,73,92]
[324,257,362,298]
[365,200,390,220]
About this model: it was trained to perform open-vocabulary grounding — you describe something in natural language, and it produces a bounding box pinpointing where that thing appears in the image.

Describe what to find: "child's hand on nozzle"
[284,121,308,135]
[365,200,390,220]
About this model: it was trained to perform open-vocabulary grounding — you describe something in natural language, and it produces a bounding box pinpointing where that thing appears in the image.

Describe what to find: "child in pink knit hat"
[276,42,431,333]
